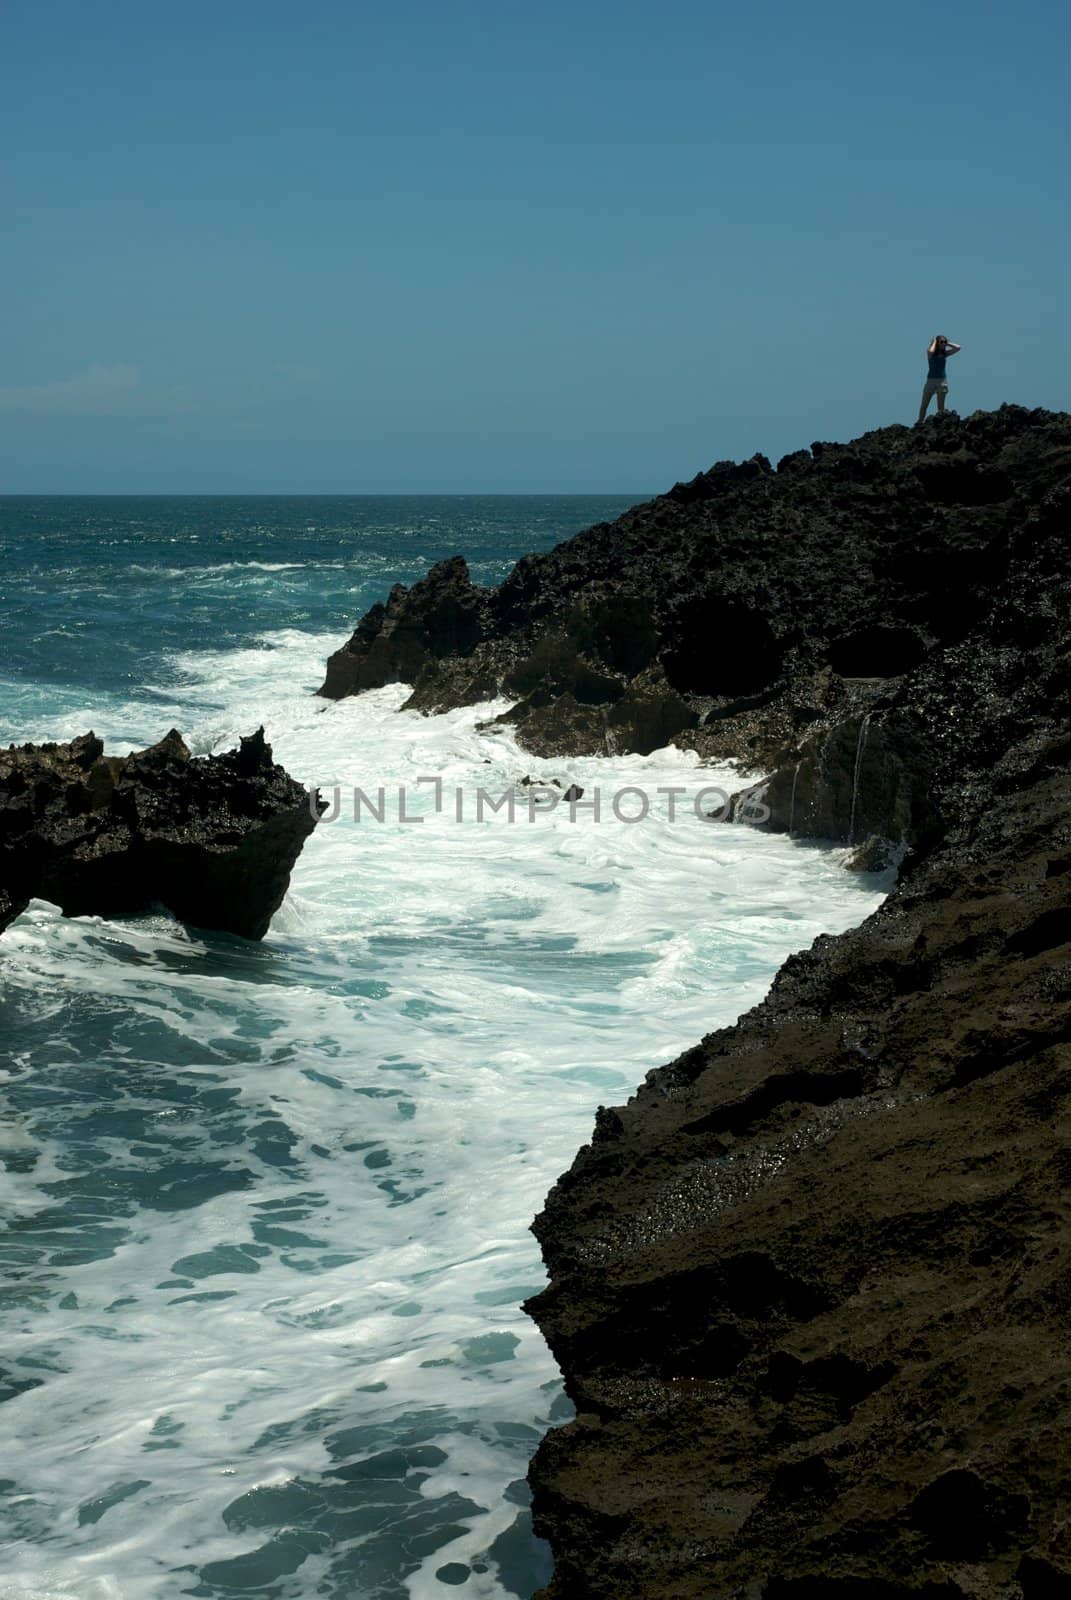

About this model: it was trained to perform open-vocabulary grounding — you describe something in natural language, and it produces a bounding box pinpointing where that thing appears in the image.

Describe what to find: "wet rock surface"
[324,406,1071,1595]
[0,727,321,940]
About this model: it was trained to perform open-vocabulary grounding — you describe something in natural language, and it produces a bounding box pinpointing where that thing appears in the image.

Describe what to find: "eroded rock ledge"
[526,761,1071,1597]
[0,728,320,940]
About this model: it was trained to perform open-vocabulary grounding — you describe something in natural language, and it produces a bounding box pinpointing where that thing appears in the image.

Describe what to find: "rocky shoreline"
[0,727,321,940]
[7,410,1063,1592]
[322,405,1071,1596]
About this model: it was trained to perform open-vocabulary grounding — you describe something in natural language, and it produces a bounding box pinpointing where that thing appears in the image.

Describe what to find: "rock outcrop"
[0,727,321,940]
[320,554,496,703]
[319,408,1071,830]
[518,418,1071,1598]
[322,406,1071,1596]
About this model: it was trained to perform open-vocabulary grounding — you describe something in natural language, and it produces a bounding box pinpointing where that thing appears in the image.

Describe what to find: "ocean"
[0,496,887,1600]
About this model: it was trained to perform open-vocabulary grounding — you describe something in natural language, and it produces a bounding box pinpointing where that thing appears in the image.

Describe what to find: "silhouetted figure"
[917,333,961,422]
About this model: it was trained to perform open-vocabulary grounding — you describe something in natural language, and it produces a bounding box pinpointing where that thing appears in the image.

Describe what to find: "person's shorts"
[922,378,949,398]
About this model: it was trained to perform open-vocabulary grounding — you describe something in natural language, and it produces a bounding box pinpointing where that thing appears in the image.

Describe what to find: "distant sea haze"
[0,495,884,1598]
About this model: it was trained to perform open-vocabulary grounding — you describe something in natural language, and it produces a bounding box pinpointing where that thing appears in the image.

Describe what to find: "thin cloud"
[0,363,142,415]
[0,363,196,418]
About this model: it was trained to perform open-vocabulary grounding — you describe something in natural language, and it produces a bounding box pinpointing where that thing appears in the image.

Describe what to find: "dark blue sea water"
[0,496,636,742]
[0,497,885,1600]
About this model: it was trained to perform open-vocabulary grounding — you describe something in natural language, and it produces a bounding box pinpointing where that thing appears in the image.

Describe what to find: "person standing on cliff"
[917,333,961,422]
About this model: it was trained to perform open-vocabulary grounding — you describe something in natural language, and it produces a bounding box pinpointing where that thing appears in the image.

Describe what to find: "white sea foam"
[0,631,888,1598]
[127,560,333,577]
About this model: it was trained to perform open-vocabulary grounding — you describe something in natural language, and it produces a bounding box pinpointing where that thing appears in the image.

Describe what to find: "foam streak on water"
[1,630,887,1600]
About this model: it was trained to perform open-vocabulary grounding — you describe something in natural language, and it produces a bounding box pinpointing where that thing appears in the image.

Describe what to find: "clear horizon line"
[0,488,656,500]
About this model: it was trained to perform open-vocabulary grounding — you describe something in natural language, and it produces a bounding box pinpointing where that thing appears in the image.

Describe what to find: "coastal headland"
[321,405,1071,1597]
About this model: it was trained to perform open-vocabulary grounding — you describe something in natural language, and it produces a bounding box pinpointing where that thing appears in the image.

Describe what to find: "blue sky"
[1,0,1067,491]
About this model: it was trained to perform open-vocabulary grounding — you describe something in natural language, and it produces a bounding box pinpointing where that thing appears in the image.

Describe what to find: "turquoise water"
[0,497,887,1600]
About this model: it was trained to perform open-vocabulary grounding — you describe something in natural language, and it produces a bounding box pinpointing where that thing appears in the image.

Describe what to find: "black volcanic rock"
[515,424,1071,1598]
[525,763,1071,1597]
[320,554,494,702]
[321,406,1071,1595]
[317,406,1071,787]
[0,727,322,940]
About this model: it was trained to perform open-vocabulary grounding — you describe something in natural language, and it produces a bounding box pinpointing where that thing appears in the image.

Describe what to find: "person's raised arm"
[946,341,962,355]
[928,337,939,354]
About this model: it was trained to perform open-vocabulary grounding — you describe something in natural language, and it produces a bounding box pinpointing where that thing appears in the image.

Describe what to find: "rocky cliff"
[322,406,1071,1596]
[319,407,1069,842]
[525,512,1071,1598]
[0,728,321,940]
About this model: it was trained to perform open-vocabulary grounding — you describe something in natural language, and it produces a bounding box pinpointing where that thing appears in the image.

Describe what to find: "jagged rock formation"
[319,407,1071,856]
[0,728,321,940]
[323,406,1071,1595]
